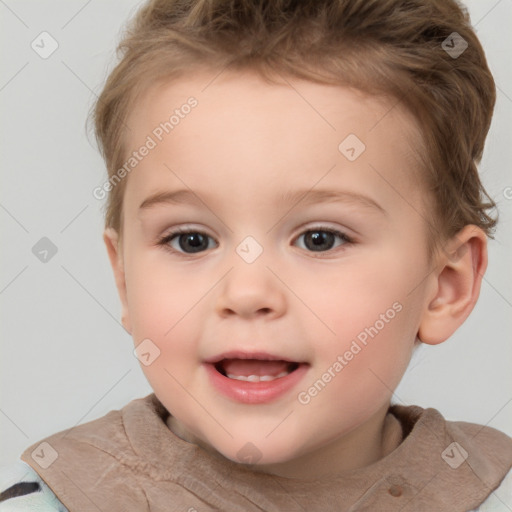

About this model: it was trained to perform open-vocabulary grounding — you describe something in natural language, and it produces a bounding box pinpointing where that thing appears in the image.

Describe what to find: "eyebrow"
[139,188,387,215]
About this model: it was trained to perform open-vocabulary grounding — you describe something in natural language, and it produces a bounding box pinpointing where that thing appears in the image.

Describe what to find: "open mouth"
[213,359,301,382]
[204,355,310,403]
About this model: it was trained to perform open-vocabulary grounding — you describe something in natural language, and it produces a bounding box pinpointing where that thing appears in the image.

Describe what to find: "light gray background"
[1,0,511,467]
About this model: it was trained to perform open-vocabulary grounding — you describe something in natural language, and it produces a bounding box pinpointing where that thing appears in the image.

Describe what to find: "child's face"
[108,70,438,476]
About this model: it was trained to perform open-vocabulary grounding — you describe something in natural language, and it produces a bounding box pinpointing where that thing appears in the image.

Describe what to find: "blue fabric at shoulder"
[0,459,68,511]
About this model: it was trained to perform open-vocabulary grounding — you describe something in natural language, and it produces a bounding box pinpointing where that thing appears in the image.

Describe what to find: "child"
[1,0,511,510]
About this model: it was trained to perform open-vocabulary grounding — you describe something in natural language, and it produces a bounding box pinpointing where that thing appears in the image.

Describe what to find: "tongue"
[221,359,291,377]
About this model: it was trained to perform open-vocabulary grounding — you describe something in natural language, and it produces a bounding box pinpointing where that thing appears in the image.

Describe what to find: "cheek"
[124,249,203,338]
[126,262,203,399]
[123,252,209,389]
[307,251,420,380]
[297,302,414,428]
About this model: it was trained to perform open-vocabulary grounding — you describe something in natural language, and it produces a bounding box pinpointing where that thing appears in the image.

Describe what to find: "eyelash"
[157,226,355,256]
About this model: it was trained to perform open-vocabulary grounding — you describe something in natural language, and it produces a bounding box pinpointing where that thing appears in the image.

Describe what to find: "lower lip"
[204,362,310,404]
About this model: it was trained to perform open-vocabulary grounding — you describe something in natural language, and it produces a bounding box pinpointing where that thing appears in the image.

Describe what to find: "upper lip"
[203,350,302,364]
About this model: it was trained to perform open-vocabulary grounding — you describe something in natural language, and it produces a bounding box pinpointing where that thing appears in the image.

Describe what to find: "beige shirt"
[20,393,512,511]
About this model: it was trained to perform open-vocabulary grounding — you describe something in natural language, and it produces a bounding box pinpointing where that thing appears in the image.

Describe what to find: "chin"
[208,436,299,468]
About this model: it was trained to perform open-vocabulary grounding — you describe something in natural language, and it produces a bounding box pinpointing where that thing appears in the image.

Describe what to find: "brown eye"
[160,230,217,254]
[176,232,210,253]
[295,228,351,253]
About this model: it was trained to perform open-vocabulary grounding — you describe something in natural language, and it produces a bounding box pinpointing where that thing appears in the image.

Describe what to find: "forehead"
[123,70,425,212]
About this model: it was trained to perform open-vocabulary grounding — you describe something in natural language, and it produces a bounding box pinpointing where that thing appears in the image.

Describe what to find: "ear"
[418,225,488,345]
[103,228,132,334]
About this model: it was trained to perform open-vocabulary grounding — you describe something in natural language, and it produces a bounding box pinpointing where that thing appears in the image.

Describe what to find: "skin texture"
[104,69,487,479]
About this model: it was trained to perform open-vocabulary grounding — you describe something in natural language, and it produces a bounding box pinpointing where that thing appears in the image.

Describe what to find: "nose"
[215,260,287,320]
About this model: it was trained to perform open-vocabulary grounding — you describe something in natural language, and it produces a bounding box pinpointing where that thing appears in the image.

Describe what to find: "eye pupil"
[180,233,208,253]
[305,231,335,251]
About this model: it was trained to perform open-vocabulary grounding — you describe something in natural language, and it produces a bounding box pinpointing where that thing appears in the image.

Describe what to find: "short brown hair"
[91,0,498,260]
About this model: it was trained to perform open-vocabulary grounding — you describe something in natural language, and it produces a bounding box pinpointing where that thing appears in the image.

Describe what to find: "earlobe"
[417,225,488,345]
[103,228,132,334]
